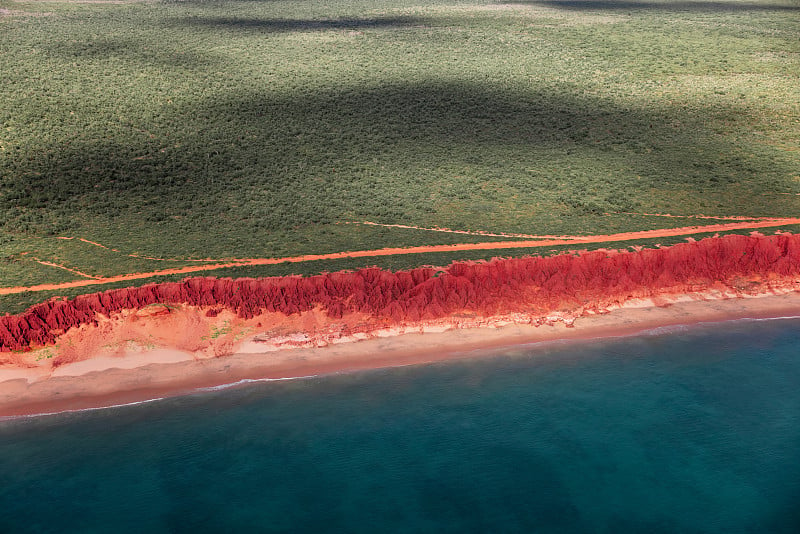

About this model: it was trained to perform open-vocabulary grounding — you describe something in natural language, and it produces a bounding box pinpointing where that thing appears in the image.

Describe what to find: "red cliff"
[2,233,799,352]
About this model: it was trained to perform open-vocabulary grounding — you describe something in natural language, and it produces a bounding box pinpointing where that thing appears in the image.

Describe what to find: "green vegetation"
[34,348,54,361]
[208,321,232,340]
[1,0,798,313]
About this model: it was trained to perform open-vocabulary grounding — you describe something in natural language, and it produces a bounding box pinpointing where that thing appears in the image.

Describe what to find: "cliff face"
[2,233,800,353]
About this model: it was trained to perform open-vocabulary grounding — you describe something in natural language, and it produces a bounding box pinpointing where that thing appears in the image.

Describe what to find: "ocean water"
[1,318,799,533]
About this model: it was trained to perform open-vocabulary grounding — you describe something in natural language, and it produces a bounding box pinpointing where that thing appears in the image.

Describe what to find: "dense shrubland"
[0,0,797,307]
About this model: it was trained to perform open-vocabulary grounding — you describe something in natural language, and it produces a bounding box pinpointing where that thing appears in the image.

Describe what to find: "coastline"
[2,289,799,419]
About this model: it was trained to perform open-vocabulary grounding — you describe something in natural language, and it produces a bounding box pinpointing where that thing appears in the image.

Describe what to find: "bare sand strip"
[1,291,798,419]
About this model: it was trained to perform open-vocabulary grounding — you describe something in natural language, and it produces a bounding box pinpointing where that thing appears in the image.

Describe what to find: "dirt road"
[3,217,799,296]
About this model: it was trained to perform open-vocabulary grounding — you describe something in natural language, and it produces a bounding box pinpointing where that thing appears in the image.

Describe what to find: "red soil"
[30,259,100,280]
[352,221,580,239]
[2,232,800,355]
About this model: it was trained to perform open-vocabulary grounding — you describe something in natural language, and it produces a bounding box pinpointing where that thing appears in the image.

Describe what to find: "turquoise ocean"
[1,317,799,533]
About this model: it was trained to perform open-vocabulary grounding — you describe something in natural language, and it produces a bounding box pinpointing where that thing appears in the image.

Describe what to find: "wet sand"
[1,290,799,418]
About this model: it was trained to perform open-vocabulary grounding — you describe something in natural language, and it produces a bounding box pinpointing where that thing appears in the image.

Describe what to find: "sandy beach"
[1,288,799,419]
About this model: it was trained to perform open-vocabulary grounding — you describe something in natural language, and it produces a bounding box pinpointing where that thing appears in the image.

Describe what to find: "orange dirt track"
[3,218,800,296]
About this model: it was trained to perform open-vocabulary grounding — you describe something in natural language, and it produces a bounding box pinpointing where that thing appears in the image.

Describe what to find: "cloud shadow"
[175,15,424,33]
[515,0,799,12]
[3,81,795,237]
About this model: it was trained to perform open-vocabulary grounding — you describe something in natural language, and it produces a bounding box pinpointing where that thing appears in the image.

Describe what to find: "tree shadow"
[47,37,219,69]
[161,0,312,4]
[514,0,799,12]
[175,15,424,33]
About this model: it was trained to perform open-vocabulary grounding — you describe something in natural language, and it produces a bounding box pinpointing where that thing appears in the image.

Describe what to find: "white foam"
[0,396,167,422]
[738,315,800,322]
[194,374,321,392]
[0,375,328,421]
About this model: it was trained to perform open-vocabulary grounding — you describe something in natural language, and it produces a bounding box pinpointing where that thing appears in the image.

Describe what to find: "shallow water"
[1,318,799,533]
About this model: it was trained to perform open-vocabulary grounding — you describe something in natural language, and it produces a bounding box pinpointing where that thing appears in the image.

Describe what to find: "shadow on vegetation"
[52,37,217,68]
[162,0,312,4]
[2,81,795,236]
[177,15,423,33]
[519,0,800,12]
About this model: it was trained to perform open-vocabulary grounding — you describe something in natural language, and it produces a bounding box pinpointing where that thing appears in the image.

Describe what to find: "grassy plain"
[1,0,798,313]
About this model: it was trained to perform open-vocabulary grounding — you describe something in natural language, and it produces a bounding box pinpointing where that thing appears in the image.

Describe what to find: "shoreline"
[2,290,799,419]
